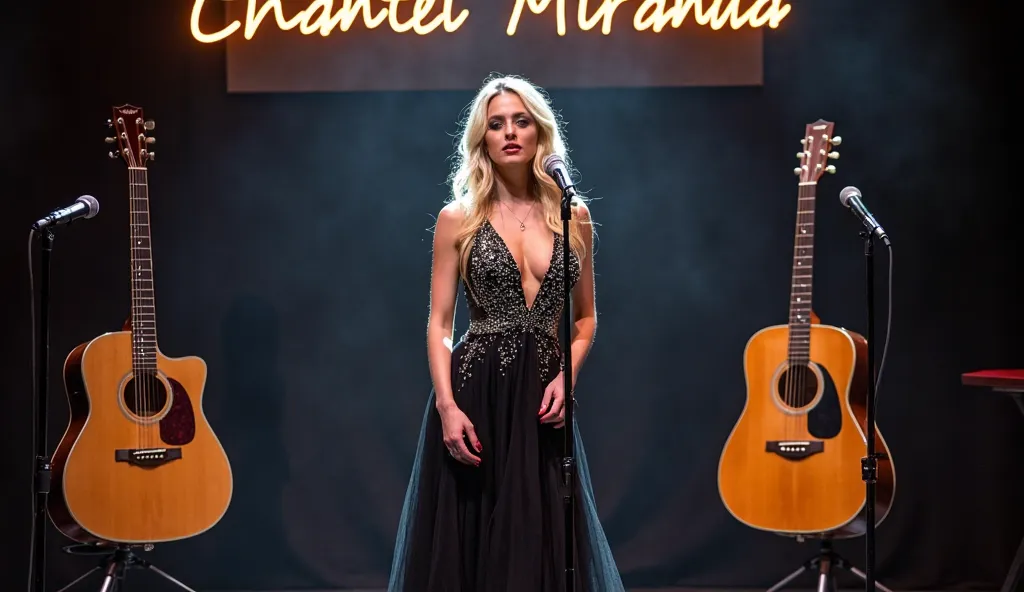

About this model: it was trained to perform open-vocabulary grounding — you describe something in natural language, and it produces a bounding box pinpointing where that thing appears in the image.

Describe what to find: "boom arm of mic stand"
[560,190,576,592]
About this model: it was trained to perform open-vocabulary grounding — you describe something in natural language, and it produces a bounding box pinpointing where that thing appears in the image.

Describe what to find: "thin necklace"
[500,199,535,231]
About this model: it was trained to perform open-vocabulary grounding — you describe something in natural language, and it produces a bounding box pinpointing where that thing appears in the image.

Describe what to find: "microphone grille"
[542,154,564,177]
[839,186,860,207]
[78,194,100,218]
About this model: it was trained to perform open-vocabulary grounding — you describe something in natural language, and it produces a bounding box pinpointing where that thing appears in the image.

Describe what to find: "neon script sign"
[190,0,792,42]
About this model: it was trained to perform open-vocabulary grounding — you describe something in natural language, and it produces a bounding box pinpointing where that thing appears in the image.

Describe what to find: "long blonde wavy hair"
[447,74,590,281]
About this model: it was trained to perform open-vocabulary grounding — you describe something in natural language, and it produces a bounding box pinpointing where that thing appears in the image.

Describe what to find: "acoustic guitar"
[717,120,895,538]
[48,105,233,544]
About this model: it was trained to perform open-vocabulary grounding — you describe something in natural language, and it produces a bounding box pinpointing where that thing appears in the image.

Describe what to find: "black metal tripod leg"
[98,574,117,592]
[767,557,818,592]
[845,564,895,592]
[999,393,1024,592]
[1010,392,1024,418]
[50,547,196,592]
[816,554,836,592]
[54,567,101,592]
[98,557,126,592]
[1000,530,1024,592]
[836,556,894,592]
[140,562,198,592]
[767,565,809,592]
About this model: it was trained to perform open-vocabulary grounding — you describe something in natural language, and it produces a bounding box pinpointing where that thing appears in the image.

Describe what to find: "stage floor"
[205,585,942,589]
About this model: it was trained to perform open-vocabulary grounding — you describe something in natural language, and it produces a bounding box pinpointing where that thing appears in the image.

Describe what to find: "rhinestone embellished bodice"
[464,220,580,337]
[454,220,580,390]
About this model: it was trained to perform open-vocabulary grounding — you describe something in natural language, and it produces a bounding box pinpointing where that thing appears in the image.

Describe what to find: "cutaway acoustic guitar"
[48,105,233,544]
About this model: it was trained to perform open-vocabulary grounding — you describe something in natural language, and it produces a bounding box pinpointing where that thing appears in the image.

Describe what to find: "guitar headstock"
[793,119,840,183]
[106,105,155,167]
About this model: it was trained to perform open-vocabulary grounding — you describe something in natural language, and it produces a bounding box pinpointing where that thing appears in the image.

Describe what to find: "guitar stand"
[767,539,894,592]
[55,544,196,592]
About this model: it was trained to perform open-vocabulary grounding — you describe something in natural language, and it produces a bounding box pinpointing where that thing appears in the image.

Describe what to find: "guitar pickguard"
[807,363,842,440]
[159,376,196,446]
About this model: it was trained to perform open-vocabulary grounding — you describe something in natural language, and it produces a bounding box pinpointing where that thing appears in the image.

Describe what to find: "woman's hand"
[438,403,482,466]
[539,371,567,429]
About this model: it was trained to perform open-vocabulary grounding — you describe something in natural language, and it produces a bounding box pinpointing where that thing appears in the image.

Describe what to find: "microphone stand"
[30,227,55,592]
[860,229,877,592]
[559,187,576,592]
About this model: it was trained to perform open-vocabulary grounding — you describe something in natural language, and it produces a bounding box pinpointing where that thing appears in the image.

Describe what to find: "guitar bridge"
[765,440,824,460]
[115,448,182,467]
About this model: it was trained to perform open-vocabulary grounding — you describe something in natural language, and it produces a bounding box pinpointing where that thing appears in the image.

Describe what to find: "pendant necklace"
[501,199,535,231]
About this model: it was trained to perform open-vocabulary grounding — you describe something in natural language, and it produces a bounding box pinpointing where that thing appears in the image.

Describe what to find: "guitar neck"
[129,166,158,372]
[787,181,816,364]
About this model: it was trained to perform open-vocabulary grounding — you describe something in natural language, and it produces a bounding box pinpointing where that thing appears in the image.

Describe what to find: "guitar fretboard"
[787,181,816,363]
[129,166,157,372]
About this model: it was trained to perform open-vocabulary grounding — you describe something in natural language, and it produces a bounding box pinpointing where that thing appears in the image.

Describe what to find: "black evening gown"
[388,220,625,592]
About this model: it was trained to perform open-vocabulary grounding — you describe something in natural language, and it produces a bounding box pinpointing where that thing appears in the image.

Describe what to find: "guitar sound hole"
[777,363,818,409]
[124,372,168,418]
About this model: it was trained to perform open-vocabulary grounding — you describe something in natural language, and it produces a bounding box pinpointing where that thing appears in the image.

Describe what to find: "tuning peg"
[105,137,116,144]
[793,167,803,176]
[799,138,807,146]
[831,136,841,146]
[825,165,836,174]
[108,151,119,159]
[145,137,156,144]
[147,151,156,161]
[828,151,839,159]
[144,120,155,131]
[106,118,113,128]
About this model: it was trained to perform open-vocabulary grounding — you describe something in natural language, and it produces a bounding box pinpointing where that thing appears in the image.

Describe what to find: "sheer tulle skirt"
[387,331,625,592]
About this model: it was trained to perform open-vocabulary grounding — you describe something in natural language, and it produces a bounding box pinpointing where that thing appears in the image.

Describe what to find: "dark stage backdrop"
[1,1,1020,590]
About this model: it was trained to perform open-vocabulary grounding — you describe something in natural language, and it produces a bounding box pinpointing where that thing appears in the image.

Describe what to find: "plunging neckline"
[484,220,556,312]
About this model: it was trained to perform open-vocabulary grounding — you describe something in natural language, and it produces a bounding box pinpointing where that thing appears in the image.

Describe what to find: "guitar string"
[794,180,802,413]
[133,161,150,450]
[128,141,140,451]
[785,185,792,434]
[140,165,151,450]
[800,166,819,435]
[799,180,812,430]
[138,164,148,450]
[135,164,147,450]
[790,170,814,437]
[134,163,144,449]
[793,180,801,425]
[787,181,803,433]
[142,165,153,450]
[794,181,802,434]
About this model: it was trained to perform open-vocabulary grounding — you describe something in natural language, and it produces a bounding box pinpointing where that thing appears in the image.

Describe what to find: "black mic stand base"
[767,538,894,592]
[55,544,197,592]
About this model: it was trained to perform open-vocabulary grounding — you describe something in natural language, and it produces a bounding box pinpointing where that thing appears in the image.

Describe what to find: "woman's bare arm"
[568,202,597,385]
[426,203,463,411]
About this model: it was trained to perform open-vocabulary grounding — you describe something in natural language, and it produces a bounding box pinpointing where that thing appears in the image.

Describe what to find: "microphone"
[32,195,100,231]
[839,186,890,246]
[542,154,579,199]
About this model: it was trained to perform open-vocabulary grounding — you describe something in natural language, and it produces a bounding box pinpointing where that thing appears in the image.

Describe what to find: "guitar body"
[718,323,895,538]
[48,104,232,545]
[48,331,233,544]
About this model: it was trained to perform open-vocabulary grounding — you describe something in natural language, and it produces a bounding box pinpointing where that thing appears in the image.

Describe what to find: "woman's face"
[484,91,538,171]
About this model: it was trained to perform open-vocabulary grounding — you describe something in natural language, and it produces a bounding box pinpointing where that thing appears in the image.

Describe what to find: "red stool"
[961,369,1024,592]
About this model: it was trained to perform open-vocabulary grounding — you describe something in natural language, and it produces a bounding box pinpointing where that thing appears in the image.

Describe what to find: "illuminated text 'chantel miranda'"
[191,0,792,42]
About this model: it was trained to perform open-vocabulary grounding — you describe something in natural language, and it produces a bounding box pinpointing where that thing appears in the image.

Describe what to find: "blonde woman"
[388,74,624,591]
